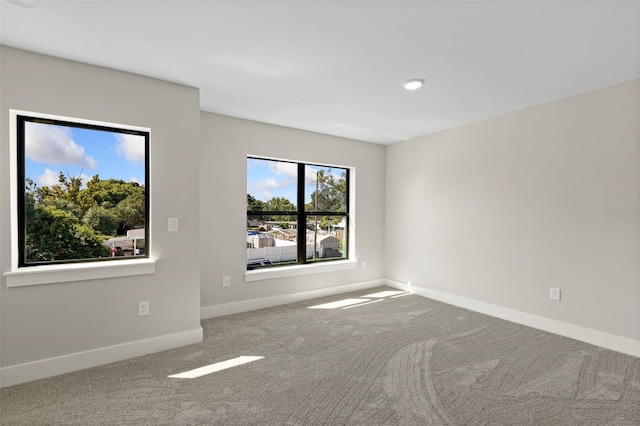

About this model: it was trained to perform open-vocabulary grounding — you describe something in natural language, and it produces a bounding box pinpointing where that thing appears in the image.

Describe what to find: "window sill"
[4,259,156,288]
[244,260,357,282]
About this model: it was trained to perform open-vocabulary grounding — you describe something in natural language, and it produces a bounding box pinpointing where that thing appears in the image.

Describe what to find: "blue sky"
[247,158,344,206]
[25,121,145,188]
[247,158,298,205]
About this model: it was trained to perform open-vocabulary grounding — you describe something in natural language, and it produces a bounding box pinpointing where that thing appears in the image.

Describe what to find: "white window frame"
[245,156,357,282]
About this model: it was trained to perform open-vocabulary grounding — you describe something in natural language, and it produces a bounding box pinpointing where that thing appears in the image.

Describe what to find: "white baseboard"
[385,279,640,359]
[0,327,203,388]
[201,279,386,319]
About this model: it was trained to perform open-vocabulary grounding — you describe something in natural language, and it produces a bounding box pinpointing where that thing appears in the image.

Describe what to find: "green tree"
[113,186,145,232]
[247,194,266,211]
[72,177,145,234]
[23,174,146,263]
[26,204,110,262]
[266,197,295,225]
[247,193,269,224]
[82,206,118,236]
[77,178,141,211]
[305,169,347,229]
[266,196,295,211]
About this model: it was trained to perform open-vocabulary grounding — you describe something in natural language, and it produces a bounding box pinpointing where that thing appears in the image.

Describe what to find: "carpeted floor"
[1,287,639,425]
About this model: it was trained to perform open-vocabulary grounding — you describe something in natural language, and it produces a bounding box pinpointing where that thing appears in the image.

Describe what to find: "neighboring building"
[263,221,297,230]
[307,234,341,258]
[104,228,146,256]
[329,217,347,240]
[247,233,275,248]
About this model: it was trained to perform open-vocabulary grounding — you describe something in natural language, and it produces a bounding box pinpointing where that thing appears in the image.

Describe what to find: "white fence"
[247,245,315,262]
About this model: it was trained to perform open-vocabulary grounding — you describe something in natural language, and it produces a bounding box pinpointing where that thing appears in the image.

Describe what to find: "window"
[15,112,149,267]
[247,157,349,270]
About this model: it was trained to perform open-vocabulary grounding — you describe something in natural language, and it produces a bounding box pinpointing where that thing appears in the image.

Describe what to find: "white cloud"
[130,176,145,186]
[305,166,318,182]
[260,190,273,200]
[77,173,91,188]
[79,173,91,187]
[38,168,61,187]
[268,161,297,178]
[38,168,90,188]
[304,166,344,184]
[25,122,97,169]
[115,133,145,165]
[248,160,301,202]
[249,177,290,201]
[263,178,279,189]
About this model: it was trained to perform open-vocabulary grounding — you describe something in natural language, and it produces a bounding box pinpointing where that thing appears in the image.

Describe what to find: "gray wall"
[199,112,385,308]
[385,79,640,341]
[0,47,202,367]
[3,45,636,380]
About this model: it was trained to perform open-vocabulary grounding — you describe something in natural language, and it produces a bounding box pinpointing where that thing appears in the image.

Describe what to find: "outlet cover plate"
[138,300,150,316]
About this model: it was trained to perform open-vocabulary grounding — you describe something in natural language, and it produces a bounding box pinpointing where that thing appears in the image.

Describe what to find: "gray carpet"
[1,287,639,425]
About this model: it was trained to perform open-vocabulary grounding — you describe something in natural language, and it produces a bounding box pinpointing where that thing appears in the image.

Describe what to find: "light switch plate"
[168,217,179,232]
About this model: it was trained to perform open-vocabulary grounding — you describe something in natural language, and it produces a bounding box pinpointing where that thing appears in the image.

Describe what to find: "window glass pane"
[22,118,148,265]
[304,165,347,212]
[305,215,347,261]
[246,157,349,270]
[247,214,298,269]
[247,158,297,211]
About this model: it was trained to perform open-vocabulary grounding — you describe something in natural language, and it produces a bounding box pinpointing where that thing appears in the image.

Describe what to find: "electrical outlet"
[222,276,230,287]
[549,287,561,301]
[138,300,150,316]
[362,261,367,269]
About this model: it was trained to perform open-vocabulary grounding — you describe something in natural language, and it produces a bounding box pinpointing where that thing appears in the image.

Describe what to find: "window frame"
[6,110,154,286]
[247,157,350,270]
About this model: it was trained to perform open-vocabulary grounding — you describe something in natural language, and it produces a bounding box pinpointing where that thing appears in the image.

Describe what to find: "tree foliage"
[247,194,266,212]
[82,206,117,236]
[305,169,347,212]
[25,173,145,262]
[305,169,347,229]
[26,203,111,262]
[246,168,347,230]
[266,197,295,212]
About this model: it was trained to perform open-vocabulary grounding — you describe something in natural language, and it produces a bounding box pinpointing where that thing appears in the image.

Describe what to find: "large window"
[16,113,149,267]
[247,157,349,270]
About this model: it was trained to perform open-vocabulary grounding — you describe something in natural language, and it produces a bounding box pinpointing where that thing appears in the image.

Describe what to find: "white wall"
[0,47,202,385]
[385,79,640,345]
[199,113,385,312]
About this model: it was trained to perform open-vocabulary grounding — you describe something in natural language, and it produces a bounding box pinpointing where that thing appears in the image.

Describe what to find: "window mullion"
[297,163,306,264]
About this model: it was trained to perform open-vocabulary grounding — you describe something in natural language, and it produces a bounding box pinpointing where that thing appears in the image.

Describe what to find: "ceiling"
[1,1,639,144]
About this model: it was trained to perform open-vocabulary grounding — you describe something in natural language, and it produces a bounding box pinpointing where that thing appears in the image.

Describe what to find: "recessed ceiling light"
[403,78,424,90]
[8,0,41,8]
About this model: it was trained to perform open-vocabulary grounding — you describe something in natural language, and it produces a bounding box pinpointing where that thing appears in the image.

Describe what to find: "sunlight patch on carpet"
[168,356,264,379]
[308,298,371,309]
[363,290,407,298]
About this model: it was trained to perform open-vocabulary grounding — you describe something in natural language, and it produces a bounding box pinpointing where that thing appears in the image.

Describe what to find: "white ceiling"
[1,1,639,144]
